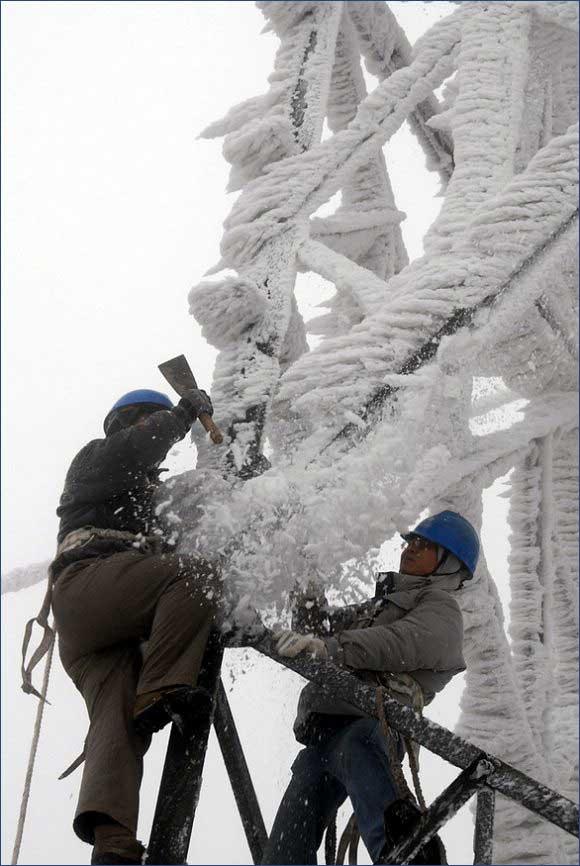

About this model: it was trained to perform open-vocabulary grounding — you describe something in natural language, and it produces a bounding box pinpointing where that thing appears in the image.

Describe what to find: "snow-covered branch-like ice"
[347,0,454,180]
[215,11,461,271]
[519,1,579,34]
[550,429,580,864]
[192,3,343,478]
[274,124,578,456]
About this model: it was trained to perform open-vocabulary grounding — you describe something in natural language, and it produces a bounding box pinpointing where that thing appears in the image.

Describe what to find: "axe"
[158,354,223,445]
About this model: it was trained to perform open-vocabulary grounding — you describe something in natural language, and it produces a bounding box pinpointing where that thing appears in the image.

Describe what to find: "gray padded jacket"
[293,572,466,744]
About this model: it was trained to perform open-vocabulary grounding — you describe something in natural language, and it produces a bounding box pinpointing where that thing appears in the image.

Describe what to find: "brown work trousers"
[52,549,220,844]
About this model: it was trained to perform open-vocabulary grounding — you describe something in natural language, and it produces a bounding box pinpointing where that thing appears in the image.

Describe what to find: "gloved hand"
[272,629,328,660]
[175,389,214,427]
[220,597,267,647]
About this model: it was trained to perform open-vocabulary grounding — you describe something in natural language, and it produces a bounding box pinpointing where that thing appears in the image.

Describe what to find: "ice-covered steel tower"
[186,3,578,862]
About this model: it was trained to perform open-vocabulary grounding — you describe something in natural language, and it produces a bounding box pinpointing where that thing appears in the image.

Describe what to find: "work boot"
[380,798,447,865]
[91,822,145,864]
[133,685,209,737]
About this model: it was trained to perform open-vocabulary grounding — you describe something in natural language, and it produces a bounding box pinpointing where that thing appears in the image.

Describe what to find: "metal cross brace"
[147,634,268,865]
[147,633,225,864]
[213,678,268,862]
[147,628,577,864]
[254,635,579,838]
[379,757,495,864]
[473,788,495,865]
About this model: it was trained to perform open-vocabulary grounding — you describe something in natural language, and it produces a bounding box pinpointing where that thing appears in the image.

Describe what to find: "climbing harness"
[21,527,163,700]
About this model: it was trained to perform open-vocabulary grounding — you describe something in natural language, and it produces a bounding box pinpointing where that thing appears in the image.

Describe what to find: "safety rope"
[405,736,427,812]
[376,687,415,804]
[11,628,55,865]
[327,687,427,865]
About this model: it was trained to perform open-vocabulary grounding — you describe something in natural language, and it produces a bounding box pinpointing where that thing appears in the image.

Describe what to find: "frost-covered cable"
[1,560,51,595]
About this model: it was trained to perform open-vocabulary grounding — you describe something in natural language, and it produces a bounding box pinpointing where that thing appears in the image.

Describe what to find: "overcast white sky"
[1,0,458,574]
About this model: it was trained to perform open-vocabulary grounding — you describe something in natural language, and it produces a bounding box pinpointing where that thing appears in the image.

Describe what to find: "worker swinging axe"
[158,354,223,444]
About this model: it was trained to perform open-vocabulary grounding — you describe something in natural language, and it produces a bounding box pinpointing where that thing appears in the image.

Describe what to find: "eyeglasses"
[403,536,437,552]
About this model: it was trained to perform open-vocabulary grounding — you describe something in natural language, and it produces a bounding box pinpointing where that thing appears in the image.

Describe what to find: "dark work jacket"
[52,409,188,575]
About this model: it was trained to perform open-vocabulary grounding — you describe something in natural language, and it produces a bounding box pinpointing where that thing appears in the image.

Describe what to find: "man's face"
[400,536,440,576]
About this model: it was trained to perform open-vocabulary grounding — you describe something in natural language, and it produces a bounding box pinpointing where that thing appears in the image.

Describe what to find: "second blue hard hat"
[403,510,480,575]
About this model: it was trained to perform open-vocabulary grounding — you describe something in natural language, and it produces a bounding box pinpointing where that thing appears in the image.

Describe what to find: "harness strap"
[22,526,162,701]
[58,748,87,780]
[405,736,427,812]
[21,570,55,702]
[55,525,163,559]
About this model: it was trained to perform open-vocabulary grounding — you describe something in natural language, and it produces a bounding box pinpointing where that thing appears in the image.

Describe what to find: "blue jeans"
[262,717,403,865]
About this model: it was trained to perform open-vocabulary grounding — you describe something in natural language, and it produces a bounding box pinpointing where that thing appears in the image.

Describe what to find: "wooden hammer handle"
[199,412,224,444]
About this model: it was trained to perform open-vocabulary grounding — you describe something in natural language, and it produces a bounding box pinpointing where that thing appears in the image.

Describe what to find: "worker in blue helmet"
[49,383,220,864]
[102,388,175,435]
[265,510,479,866]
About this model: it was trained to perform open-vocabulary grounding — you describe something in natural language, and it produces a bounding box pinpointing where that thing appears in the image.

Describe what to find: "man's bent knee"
[163,553,223,604]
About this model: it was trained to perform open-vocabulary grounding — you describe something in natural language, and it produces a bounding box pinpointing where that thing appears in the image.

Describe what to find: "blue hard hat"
[104,389,173,434]
[403,510,480,575]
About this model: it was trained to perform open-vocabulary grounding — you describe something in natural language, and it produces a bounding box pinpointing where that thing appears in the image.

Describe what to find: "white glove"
[273,629,328,660]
